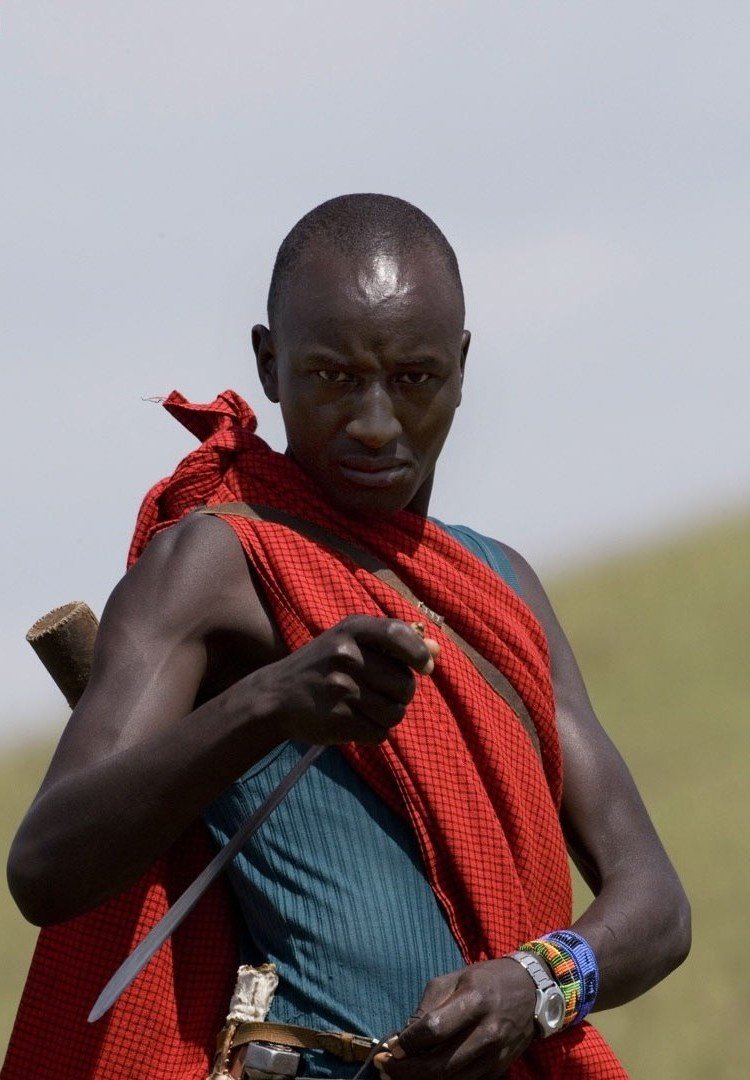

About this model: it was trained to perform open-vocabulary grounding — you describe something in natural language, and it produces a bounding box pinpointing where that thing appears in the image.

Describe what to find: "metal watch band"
[510,950,555,989]
[509,950,565,1037]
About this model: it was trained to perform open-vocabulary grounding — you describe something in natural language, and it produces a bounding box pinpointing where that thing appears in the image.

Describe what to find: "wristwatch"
[509,950,566,1037]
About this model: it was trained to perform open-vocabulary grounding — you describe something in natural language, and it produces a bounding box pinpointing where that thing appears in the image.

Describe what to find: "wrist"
[237,663,295,741]
[517,929,600,1029]
[507,952,565,1038]
[200,667,291,770]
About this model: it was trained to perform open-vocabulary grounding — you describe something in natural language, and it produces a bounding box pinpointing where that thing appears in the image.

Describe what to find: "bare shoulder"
[115,512,272,643]
[496,543,554,619]
[496,542,566,653]
[39,512,282,779]
[96,511,285,698]
[494,541,596,733]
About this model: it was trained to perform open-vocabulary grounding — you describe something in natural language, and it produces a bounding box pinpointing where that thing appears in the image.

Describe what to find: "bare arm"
[504,544,691,1007]
[8,514,434,926]
[381,544,690,1078]
[8,514,282,924]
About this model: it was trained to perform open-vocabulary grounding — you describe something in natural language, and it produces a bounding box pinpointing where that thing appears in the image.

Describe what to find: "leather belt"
[215,1020,377,1079]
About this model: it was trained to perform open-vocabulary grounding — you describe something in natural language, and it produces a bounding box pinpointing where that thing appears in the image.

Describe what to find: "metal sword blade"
[88,743,326,1023]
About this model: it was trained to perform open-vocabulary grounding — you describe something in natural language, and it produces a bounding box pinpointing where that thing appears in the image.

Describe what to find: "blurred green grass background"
[2,511,748,1076]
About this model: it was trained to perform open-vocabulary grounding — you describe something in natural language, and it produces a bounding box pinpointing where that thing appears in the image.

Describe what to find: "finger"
[378,973,460,1065]
[409,623,441,675]
[357,649,417,705]
[414,635,440,675]
[353,698,407,738]
[340,616,435,674]
[384,1026,528,1080]
[380,1030,500,1080]
[409,972,461,1018]
[417,636,440,676]
[395,985,479,1058]
[327,690,411,744]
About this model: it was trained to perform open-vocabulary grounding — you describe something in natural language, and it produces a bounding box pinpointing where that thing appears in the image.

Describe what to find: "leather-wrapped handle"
[26,601,99,709]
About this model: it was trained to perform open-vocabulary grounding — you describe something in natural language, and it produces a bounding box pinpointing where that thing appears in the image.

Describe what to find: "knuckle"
[422,1012,443,1039]
[326,671,357,699]
[380,702,406,728]
[483,1016,502,1043]
[384,618,407,644]
[459,983,485,1015]
[328,701,354,728]
[329,637,362,672]
[391,620,429,664]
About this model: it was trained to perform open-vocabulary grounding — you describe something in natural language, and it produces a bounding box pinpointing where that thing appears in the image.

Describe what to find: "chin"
[323,483,417,522]
[332,493,406,521]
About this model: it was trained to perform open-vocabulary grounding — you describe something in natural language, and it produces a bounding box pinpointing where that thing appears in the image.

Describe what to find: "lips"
[338,456,409,473]
[337,455,412,487]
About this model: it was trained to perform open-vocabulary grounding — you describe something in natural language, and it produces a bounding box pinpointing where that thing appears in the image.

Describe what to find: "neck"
[405,474,434,517]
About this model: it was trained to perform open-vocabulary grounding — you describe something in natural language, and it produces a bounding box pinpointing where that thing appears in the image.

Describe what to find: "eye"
[394,371,432,386]
[316,370,354,384]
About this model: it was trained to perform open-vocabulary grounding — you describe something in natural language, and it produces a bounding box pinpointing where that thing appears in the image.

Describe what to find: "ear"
[252,324,279,403]
[456,329,471,406]
[460,329,471,373]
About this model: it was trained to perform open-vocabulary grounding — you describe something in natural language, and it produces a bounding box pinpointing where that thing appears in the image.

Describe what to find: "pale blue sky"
[2,2,748,742]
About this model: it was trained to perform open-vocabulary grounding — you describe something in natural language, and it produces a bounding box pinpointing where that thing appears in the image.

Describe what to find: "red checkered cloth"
[3,391,627,1079]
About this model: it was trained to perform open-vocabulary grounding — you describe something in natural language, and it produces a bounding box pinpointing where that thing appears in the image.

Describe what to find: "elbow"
[668,884,692,971]
[652,868,691,977]
[8,820,137,926]
[7,831,70,927]
[7,837,49,926]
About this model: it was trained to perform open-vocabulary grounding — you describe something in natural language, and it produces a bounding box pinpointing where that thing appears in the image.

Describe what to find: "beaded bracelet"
[519,937,581,1027]
[547,929,599,1022]
[519,930,599,1027]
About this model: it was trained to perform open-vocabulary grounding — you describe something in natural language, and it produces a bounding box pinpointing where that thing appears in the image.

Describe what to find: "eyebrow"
[303,352,444,368]
[393,354,443,368]
[302,353,368,370]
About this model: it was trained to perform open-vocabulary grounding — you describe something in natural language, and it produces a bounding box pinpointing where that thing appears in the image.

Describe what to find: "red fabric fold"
[3,391,627,1079]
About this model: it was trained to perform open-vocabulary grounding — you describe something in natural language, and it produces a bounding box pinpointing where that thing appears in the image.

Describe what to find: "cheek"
[281,400,338,462]
[418,383,462,437]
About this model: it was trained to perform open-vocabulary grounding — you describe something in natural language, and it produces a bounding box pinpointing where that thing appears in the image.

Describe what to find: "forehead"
[273,242,464,354]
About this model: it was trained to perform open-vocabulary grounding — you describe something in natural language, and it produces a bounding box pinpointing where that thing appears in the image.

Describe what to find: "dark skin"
[8,241,690,1078]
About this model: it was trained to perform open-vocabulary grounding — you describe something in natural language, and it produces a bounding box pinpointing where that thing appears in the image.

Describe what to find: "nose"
[345,382,403,449]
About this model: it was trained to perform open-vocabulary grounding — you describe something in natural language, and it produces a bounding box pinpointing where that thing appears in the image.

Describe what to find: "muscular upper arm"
[40,513,271,790]
[499,543,672,892]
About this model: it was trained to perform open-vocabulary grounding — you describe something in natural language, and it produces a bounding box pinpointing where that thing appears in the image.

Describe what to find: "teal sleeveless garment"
[202,524,519,1078]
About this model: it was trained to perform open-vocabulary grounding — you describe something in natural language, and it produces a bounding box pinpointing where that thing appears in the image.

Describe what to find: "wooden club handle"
[26,601,99,709]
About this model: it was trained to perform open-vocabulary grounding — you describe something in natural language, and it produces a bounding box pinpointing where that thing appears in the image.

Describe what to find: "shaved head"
[267,193,464,329]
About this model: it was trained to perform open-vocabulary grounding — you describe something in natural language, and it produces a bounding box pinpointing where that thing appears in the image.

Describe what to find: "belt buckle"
[242,1041,301,1079]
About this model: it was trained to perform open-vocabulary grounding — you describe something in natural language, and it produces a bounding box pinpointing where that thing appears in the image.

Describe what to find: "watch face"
[539,987,565,1034]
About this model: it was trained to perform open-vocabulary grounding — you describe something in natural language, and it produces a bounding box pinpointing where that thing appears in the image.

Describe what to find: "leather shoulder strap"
[199,502,542,760]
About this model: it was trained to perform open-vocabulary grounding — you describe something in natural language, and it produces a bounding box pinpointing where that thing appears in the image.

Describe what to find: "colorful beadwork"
[519,930,599,1027]
[546,929,599,1022]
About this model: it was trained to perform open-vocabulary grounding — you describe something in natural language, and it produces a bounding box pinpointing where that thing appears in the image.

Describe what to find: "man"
[5,195,689,1079]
